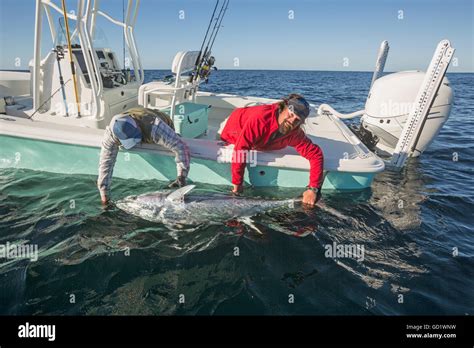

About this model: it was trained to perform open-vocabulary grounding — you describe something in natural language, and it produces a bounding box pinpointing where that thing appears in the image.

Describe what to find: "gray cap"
[287,96,310,120]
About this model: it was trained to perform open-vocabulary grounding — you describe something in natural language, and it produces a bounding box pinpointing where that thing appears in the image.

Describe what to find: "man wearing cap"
[97,107,190,204]
[219,93,324,207]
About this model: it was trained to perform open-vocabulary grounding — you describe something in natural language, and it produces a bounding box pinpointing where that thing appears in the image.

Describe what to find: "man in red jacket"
[220,93,324,207]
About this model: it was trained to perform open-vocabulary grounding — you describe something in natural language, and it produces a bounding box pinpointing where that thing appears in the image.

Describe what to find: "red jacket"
[220,103,324,188]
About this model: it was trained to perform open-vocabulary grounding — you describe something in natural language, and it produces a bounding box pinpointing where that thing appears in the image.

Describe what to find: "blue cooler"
[162,102,209,139]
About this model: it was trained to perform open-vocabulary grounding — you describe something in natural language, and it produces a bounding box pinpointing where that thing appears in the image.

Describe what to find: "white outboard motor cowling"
[360,71,453,157]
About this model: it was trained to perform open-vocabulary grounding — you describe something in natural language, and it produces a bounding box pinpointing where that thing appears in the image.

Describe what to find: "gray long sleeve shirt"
[97,117,190,196]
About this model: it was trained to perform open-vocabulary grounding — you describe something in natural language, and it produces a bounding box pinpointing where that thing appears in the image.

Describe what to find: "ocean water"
[0,70,473,315]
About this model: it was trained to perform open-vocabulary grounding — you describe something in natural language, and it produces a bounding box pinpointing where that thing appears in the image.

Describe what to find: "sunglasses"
[287,110,303,127]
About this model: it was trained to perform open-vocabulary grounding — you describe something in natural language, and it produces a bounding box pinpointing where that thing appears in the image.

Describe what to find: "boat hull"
[0,135,375,190]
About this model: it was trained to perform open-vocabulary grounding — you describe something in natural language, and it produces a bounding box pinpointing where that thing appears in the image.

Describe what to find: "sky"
[0,0,473,72]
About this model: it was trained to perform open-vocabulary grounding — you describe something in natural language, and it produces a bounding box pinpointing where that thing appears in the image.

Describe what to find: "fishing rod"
[205,0,229,60]
[198,0,219,62]
[61,0,81,118]
[123,0,125,72]
[199,0,227,66]
[190,0,220,83]
[194,0,229,83]
[53,44,69,117]
[55,17,70,116]
[27,78,72,120]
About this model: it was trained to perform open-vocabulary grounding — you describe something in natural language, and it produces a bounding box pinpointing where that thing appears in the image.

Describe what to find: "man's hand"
[232,184,243,195]
[302,189,321,207]
[99,190,109,205]
[168,176,186,188]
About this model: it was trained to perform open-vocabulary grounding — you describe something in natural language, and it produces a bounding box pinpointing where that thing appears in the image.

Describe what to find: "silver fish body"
[116,185,295,228]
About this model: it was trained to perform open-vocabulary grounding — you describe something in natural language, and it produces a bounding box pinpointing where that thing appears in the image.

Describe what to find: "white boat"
[0,0,455,191]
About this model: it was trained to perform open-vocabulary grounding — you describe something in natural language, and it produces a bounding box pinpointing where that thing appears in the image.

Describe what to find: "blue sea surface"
[0,70,473,315]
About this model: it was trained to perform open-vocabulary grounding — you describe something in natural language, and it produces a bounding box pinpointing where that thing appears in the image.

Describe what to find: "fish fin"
[237,216,264,235]
[166,185,196,203]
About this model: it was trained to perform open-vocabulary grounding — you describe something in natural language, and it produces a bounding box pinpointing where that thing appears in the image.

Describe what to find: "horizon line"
[143,68,474,74]
[2,68,473,74]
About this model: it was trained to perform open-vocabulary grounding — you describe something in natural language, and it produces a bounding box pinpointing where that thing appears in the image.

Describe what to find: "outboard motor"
[360,70,453,157]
